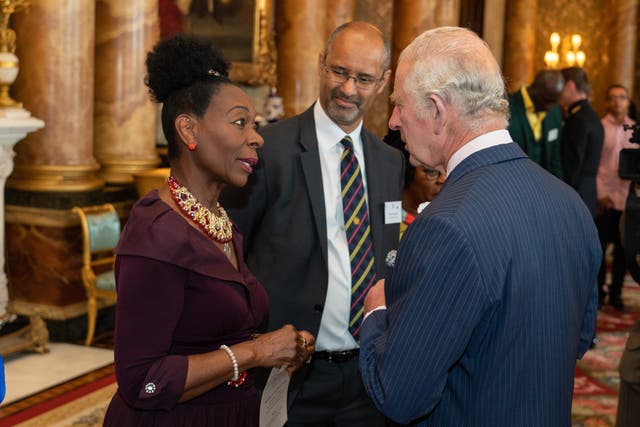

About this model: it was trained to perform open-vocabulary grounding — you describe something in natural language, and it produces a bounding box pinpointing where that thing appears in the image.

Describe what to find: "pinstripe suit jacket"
[359,142,601,426]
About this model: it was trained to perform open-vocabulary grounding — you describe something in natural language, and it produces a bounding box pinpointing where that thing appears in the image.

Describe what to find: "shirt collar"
[314,100,363,153]
[447,129,513,174]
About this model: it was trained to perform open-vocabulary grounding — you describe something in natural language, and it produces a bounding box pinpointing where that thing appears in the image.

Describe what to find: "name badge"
[384,201,402,224]
[548,128,559,141]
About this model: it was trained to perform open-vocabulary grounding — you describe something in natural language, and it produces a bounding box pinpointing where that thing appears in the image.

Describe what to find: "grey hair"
[399,26,509,131]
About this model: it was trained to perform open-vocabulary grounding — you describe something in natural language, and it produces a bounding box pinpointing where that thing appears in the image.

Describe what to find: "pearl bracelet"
[220,344,239,382]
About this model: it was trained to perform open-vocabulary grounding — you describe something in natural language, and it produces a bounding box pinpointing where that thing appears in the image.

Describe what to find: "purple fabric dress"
[103,191,269,426]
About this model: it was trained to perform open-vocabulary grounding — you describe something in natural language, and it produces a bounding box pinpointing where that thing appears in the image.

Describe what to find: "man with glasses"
[223,22,403,426]
[596,84,637,311]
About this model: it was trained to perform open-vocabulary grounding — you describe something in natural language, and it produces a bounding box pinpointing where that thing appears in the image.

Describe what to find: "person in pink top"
[596,84,638,311]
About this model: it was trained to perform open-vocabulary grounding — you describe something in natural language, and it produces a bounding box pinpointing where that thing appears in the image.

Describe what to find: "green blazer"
[508,90,563,179]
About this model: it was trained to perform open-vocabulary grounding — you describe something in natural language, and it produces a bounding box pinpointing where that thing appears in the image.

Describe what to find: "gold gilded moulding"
[8,299,114,322]
[5,202,131,227]
[97,158,162,185]
[7,163,104,192]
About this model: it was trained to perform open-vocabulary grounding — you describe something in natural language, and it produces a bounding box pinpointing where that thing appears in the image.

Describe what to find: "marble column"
[503,0,538,92]
[391,0,460,71]
[326,0,355,38]
[0,110,49,355]
[609,0,638,94]
[0,110,44,316]
[94,0,160,184]
[276,0,327,116]
[483,0,507,66]
[9,0,102,192]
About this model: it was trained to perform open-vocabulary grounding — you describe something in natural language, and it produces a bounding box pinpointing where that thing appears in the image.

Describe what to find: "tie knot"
[340,135,354,151]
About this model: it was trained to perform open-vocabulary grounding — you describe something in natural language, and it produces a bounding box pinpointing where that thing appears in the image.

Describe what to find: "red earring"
[187,143,196,151]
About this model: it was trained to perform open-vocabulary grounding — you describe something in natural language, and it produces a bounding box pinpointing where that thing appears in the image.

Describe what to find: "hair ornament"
[208,68,222,77]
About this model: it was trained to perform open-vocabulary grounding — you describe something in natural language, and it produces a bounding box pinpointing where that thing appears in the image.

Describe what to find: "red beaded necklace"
[167,176,233,258]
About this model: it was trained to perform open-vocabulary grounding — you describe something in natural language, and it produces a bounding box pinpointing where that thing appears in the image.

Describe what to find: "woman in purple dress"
[103,35,315,426]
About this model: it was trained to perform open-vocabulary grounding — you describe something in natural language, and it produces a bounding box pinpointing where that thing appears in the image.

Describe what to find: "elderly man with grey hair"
[359,26,600,426]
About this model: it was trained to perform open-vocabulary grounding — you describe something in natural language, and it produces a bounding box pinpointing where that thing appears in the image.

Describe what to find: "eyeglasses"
[323,65,383,90]
[422,167,442,181]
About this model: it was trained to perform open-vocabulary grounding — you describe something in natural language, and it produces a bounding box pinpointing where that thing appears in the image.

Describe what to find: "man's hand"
[364,278,386,313]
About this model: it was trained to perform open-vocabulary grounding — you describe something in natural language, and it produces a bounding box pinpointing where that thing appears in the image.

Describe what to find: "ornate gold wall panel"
[94,0,160,184]
[535,0,609,114]
[9,0,103,192]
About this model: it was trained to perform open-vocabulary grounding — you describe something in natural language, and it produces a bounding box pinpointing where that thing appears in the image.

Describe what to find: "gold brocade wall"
[534,0,609,114]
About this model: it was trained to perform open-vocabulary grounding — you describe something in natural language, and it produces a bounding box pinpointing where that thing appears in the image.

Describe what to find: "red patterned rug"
[571,280,640,426]
[0,360,115,426]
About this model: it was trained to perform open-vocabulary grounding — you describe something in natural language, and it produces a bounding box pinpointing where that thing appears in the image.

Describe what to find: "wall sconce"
[544,32,560,69]
[544,32,586,69]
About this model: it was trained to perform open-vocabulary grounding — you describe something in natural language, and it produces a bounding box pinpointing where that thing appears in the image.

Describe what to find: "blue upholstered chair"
[72,204,120,346]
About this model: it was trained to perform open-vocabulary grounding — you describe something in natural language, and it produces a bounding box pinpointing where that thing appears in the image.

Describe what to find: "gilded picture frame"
[187,0,276,86]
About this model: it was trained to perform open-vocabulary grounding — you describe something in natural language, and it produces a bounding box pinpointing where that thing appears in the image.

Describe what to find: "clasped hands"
[254,325,315,374]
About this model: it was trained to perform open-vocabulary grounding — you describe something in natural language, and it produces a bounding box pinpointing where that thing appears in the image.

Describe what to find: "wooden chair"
[72,203,120,346]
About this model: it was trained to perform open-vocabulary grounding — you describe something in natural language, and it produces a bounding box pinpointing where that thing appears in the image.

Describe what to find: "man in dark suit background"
[224,22,403,426]
[507,69,565,178]
[359,27,600,426]
[559,66,604,217]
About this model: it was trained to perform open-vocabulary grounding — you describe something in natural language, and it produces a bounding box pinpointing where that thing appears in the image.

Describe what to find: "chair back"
[72,203,120,346]
[72,204,120,270]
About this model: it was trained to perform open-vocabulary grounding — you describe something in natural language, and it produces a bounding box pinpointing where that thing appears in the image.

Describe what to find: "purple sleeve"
[113,255,189,410]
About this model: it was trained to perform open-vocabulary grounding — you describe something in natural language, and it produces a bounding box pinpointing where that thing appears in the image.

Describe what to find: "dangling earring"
[188,143,196,151]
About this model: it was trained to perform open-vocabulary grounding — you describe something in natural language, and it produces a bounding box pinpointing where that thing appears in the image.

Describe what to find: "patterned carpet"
[571,279,640,427]
[0,364,115,426]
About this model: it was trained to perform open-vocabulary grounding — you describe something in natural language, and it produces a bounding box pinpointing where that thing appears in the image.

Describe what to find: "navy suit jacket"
[359,142,600,426]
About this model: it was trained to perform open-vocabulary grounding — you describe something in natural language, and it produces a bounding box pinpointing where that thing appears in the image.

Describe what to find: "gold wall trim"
[0,60,18,67]
[8,299,115,321]
[99,158,162,184]
[6,202,132,227]
[8,163,104,192]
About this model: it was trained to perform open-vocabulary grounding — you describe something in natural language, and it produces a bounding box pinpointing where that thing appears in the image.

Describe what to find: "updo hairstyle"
[145,34,231,160]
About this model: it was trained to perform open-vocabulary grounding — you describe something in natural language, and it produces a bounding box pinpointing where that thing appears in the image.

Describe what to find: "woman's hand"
[252,325,315,371]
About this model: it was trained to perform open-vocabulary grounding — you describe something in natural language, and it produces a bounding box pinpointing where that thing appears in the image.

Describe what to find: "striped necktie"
[339,135,376,340]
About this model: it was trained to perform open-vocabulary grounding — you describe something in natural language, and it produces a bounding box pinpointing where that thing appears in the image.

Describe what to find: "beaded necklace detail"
[167,176,233,258]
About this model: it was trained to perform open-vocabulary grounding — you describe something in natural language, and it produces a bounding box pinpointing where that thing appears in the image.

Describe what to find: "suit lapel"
[298,106,329,267]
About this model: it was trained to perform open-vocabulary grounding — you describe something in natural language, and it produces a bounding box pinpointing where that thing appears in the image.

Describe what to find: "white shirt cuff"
[363,305,387,321]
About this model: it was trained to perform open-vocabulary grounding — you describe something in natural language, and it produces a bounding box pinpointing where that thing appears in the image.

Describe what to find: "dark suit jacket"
[223,104,404,336]
[562,99,604,217]
[507,89,564,178]
[359,143,601,426]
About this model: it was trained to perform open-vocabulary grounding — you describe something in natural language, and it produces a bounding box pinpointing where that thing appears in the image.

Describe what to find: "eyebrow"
[226,105,250,115]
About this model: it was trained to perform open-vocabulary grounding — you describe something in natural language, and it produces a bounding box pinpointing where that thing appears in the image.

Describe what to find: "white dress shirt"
[447,129,513,174]
[313,100,366,351]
